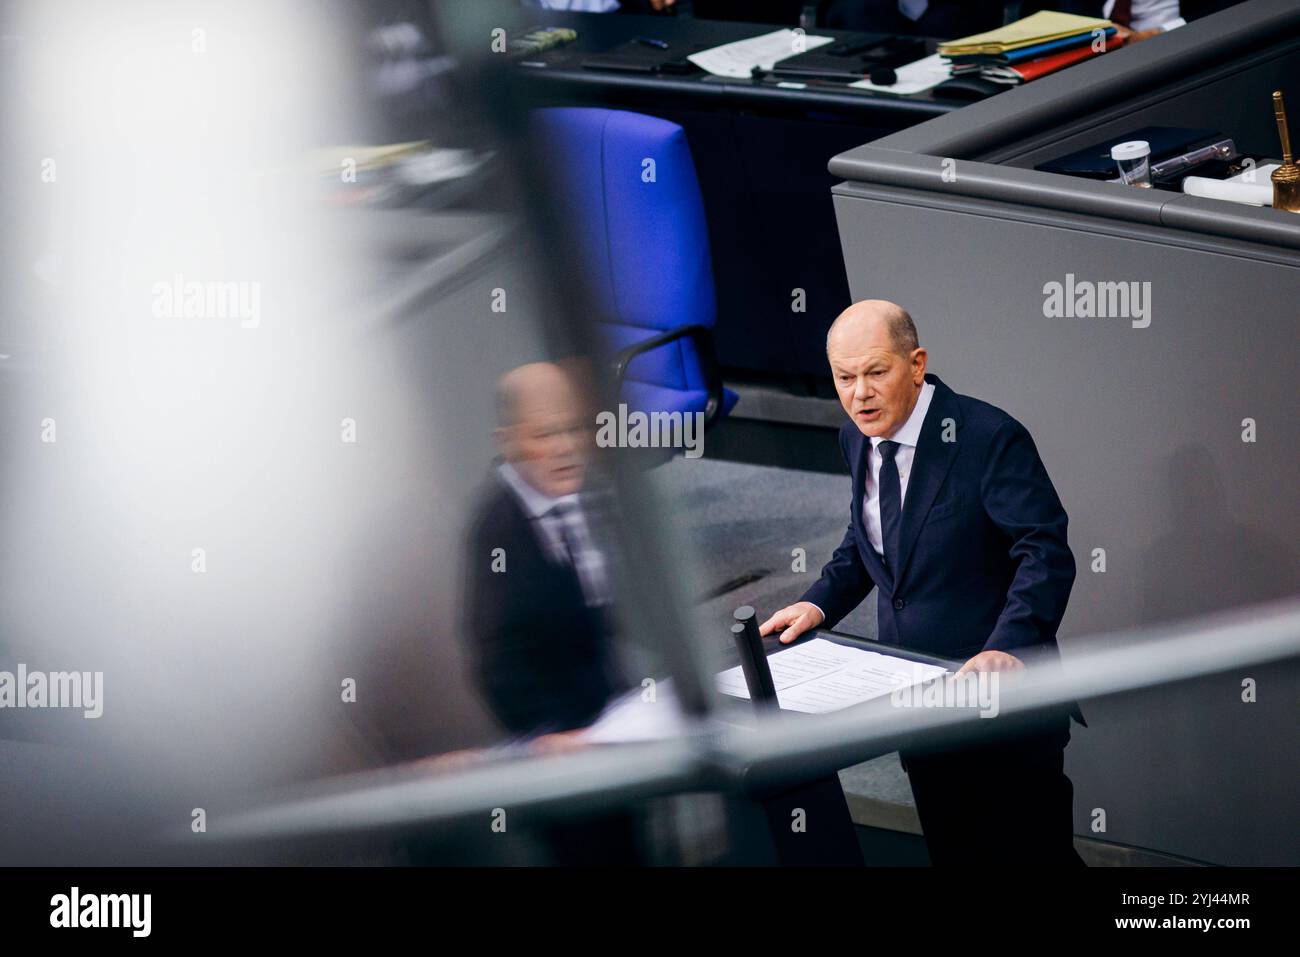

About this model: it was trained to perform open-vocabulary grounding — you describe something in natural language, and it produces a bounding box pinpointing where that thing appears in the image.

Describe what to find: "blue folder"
[947,27,1117,66]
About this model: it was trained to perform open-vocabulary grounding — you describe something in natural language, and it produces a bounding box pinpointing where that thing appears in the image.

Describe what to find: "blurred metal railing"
[208,596,1300,842]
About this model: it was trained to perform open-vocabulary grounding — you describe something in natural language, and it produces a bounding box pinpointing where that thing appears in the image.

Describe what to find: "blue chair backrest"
[529,107,716,394]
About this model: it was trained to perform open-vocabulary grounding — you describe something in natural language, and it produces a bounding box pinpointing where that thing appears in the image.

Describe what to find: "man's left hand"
[955,650,1024,676]
[1113,24,1165,44]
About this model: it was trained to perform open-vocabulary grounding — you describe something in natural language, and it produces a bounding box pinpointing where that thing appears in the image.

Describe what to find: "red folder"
[1002,33,1126,82]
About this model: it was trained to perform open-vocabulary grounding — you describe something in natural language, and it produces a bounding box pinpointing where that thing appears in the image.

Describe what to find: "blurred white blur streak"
[1,0,397,804]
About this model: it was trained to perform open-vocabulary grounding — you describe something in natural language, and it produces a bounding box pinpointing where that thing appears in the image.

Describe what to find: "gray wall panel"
[832,190,1300,863]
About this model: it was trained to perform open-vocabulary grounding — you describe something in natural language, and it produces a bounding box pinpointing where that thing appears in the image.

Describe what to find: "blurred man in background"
[457,361,645,864]
[462,361,627,738]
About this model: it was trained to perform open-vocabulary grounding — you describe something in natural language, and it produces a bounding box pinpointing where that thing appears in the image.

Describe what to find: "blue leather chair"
[530,107,738,428]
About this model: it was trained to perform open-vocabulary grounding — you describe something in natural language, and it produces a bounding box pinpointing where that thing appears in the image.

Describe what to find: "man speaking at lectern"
[760,300,1084,866]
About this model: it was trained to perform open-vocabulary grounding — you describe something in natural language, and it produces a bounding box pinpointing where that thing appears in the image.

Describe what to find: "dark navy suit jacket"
[801,374,1083,723]
[461,472,623,736]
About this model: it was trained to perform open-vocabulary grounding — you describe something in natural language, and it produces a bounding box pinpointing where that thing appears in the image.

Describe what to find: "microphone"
[869,66,897,86]
[732,605,779,709]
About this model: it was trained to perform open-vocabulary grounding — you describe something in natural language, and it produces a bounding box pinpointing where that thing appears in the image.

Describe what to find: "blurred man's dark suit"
[462,468,622,737]
[801,373,1085,866]
[461,466,636,864]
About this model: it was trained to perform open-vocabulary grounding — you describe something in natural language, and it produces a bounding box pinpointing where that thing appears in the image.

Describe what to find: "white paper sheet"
[580,683,687,744]
[848,53,950,95]
[687,29,834,79]
[578,639,949,743]
[716,637,947,714]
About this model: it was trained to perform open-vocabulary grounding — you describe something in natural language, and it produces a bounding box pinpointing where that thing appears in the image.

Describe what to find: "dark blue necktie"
[877,440,902,573]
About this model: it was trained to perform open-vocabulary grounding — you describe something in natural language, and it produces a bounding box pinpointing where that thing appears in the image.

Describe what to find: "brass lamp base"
[1271,90,1300,212]
[1272,163,1300,212]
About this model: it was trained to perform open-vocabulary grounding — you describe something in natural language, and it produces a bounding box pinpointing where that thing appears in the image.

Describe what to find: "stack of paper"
[716,637,946,714]
[849,53,951,96]
[939,11,1119,87]
[687,29,834,79]
[573,638,949,746]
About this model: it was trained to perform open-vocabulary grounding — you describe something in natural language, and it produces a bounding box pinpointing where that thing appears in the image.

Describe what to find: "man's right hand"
[759,602,825,644]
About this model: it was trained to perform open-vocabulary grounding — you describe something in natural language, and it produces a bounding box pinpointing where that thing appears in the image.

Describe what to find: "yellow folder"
[938,11,1113,56]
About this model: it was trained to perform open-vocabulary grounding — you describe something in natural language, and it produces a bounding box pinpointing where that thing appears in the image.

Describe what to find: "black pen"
[634,36,669,50]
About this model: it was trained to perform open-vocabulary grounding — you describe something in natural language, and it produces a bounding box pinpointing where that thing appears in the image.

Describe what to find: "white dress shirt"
[534,0,620,11]
[863,380,935,558]
[498,462,609,607]
[1103,0,1186,32]
[898,0,929,21]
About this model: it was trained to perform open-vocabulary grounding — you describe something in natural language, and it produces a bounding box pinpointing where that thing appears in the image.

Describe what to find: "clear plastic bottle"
[1111,140,1153,188]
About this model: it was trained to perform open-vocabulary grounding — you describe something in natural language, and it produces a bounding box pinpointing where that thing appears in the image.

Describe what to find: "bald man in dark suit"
[762,300,1085,866]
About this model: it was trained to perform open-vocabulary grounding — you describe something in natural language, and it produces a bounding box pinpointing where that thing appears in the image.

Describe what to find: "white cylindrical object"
[1182,175,1273,207]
